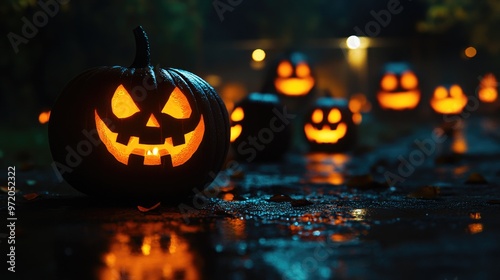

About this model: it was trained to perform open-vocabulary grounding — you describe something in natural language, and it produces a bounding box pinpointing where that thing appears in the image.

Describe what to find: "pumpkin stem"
[130,26,151,68]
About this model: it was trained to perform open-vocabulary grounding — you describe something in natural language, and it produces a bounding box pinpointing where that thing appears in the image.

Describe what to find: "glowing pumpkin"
[430,84,468,115]
[478,73,498,103]
[48,27,229,200]
[376,62,420,110]
[230,92,291,161]
[304,97,356,152]
[265,52,315,97]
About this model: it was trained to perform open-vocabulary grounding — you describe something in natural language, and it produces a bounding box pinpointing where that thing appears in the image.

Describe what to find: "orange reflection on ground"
[305,153,350,185]
[453,165,469,177]
[330,232,355,243]
[451,130,468,154]
[99,222,201,280]
[350,209,367,221]
[217,218,247,241]
[467,223,484,234]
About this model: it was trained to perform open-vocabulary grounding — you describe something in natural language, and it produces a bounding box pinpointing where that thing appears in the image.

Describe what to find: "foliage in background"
[418,0,500,54]
[0,0,210,126]
[0,0,498,127]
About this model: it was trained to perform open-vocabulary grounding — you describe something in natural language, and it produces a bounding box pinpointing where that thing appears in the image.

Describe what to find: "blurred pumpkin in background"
[264,52,315,97]
[478,73,498,103]
[430,84,468,115]
[304,97,356,152]
[377,62,420,111]
[230,92,291,161]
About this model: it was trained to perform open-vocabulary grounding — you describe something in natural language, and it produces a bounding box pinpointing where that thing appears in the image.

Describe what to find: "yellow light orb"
[252,49,266,62]
[346,36,361,49]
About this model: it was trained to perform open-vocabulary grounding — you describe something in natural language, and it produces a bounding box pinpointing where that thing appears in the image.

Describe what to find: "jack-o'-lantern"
[430,84,468,115]
[266,52,315,97]
[478,73,498,103]
[376,62,420,110]
[48,26,229,201]
[304,97,356,152]
[230,92,290,161]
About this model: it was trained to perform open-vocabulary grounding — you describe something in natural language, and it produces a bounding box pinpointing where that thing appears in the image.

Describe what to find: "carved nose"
[146,114,160,127]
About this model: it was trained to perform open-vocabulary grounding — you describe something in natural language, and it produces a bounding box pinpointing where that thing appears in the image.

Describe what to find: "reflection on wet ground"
[3,116,500,279]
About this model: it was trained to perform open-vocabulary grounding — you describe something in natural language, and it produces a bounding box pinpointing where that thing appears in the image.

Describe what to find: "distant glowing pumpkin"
[478,73,498,103]
[270,52,315,97]
[430,84,468,114]
[304,97,356,152]
[230,92,291,161]
[377,62,420,110]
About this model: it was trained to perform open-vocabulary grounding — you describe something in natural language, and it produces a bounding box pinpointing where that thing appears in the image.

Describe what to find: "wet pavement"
[1,115,500,280]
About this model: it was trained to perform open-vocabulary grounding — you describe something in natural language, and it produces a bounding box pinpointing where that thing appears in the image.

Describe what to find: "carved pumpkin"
[48,27,229,200]
[265,52,315,97]
[230,92,291,161]
[430,84,468,115]
[478,73,498,103]
[303,97,356,152]
[376,62,420,110]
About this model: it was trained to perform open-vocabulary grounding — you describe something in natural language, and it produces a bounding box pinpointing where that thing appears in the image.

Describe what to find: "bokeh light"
[252,48,266,62]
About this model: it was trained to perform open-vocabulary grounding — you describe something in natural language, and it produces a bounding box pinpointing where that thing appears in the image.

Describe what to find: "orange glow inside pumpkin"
[95,84,205,166]
[380,74,398,91]
[430,85,468,114]
[274,60,315,96]
[146,114,160,127]
[304,108,347,144]
[296,63,311,77]
[161,87,192,119]
[230,107,244,142]
[401,72,418,88]
[478,73,498,103]
[377,71,420,110]
[277,61,293,77]
[112,84,141,118]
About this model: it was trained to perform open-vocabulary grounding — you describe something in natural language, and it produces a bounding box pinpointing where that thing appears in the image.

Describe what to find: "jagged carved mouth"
[94,110,205,166]
[377,90,420,110]
[304,122,347,144]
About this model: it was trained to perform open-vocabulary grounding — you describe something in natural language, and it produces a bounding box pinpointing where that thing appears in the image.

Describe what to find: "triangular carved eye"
[112,84,141,119]
[161,87,192,119]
